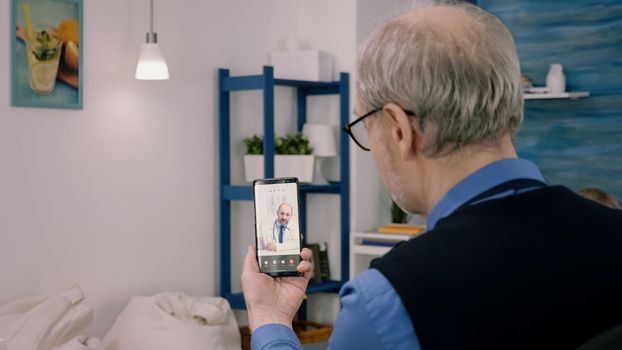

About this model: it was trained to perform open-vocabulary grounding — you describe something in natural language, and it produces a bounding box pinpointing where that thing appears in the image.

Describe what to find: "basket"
[240,320,332,350]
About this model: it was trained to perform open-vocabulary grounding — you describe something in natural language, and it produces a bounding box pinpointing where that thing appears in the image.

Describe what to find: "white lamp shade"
[135,43,169,80]
[303,124,337,157]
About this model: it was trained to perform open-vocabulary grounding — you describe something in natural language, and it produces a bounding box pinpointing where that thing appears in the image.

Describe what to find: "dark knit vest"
[372,186,622,349]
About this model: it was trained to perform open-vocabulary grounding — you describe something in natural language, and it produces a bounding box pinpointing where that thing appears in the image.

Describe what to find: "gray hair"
[357,0,523,156]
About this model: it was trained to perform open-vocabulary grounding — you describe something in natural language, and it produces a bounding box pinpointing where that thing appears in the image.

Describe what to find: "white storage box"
[270,50,334,82]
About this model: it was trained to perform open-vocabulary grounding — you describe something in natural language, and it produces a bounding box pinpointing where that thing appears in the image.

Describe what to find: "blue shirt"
[251,158,546,350]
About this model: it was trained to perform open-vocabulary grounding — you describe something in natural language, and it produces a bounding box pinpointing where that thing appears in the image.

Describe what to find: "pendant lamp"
[135,0,169,80]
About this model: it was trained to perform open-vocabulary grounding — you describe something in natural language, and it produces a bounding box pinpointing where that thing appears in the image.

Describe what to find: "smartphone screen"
[253,177,302,277]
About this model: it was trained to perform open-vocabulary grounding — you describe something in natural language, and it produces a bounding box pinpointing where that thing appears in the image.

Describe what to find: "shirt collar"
[427,158,545,230]
[274,220,289,229]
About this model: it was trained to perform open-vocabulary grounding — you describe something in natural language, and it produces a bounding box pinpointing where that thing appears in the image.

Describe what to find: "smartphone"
[253,177,303,277]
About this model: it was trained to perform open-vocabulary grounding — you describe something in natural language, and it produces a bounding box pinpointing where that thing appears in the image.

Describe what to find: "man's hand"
[241,246,313,332]
[266,242,276,251]
[258,237,276,252]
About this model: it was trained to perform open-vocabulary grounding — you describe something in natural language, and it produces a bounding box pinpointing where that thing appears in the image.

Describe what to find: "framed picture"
[11,0,83,109]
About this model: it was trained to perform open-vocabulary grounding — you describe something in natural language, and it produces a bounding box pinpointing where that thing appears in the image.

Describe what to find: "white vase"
[546,63,565,94]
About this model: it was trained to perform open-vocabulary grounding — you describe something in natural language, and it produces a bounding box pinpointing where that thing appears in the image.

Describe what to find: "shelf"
[222,182,342,201]
[219,66,351,314]
[350,232,415,277]
[223,280,344,309]
[524,91,589,100]
[273,78,339,88]
[352,232,414,241]
[350,232,412,256]
[352,245,392,256]
[221,74,340,94]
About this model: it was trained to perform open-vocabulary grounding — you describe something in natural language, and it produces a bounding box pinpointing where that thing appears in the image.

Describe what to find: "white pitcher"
[546,63,566,93]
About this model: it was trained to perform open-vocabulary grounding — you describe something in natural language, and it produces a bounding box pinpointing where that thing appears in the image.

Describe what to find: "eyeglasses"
[343,107,415,151]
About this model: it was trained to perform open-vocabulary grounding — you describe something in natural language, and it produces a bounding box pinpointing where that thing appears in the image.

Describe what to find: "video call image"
[254,182,301,272]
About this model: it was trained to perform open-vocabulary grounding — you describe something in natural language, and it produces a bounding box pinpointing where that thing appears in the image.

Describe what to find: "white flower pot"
[244,155,315,183]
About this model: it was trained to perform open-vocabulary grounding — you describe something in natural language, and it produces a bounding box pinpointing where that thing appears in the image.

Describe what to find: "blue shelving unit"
[218,66,350,310]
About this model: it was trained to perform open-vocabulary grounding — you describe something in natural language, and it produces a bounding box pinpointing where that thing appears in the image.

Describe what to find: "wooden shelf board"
[524,91,589,100]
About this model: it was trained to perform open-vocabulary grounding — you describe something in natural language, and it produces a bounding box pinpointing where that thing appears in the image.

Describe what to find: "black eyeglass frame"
[343,107,415,151]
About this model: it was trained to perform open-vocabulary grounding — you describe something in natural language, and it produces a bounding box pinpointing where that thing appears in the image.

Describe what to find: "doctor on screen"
[258,202,298,252]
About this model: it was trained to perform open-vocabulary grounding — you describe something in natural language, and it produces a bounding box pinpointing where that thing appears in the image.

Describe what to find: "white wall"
[295,0,358,324]
[0,0,299,336]
[353,0,421,233]
[0,0,411,338]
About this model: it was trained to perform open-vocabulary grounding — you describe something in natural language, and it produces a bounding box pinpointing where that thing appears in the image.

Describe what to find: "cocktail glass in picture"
[11,0,83,109]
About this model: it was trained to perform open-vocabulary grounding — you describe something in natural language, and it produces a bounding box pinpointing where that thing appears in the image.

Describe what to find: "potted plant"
[390,200,409,224]
[243,133,315,182]
[374,200,425,235]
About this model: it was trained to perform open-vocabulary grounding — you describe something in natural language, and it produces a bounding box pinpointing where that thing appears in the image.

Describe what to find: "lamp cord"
[150,0,154,34]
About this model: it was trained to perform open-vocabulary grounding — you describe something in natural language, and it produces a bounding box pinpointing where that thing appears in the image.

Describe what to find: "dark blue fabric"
[373,186,622,349]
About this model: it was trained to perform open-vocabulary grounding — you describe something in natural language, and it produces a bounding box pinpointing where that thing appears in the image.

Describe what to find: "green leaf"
[36,30,51,45]
[391,201,408,223]
[243,132,313,155]
[242,134,263,155]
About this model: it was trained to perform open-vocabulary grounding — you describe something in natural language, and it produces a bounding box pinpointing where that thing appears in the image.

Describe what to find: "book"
[376,224,426,235]
[305,243,323,284]
[319,242,331,282]
[361,239,397,247]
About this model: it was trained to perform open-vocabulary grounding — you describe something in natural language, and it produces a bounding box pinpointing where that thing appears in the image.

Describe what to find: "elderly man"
[242,1,622,349]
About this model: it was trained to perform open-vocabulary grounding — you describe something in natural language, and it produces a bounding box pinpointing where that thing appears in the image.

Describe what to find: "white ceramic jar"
[546,63,566,94]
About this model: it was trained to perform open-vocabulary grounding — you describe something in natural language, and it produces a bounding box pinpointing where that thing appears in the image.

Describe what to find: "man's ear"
[383,103,419,160]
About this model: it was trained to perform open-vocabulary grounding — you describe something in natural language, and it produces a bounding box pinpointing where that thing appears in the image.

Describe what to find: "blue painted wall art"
[480,0,622,201]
